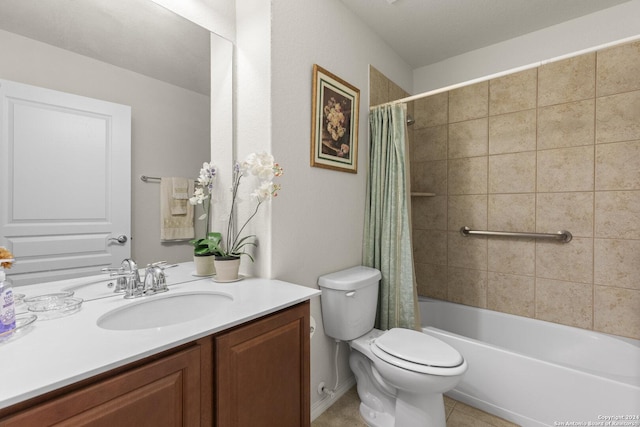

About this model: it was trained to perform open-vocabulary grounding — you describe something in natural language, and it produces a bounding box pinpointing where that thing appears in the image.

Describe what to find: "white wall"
[265,0,413,416]
[413,0,640,93]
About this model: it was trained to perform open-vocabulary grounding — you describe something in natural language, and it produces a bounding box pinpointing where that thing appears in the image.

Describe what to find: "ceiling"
[1,0,632,92]
[0,0,210,95]
[340,0,632,69]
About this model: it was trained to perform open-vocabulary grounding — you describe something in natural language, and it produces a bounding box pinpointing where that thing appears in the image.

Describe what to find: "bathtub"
[419,298,640,427]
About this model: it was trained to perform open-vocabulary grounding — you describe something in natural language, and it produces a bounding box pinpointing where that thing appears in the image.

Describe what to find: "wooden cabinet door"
[216,302,310,427]
[0,344,204,427]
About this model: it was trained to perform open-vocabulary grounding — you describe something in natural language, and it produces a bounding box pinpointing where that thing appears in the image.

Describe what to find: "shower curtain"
[364,103,420,331]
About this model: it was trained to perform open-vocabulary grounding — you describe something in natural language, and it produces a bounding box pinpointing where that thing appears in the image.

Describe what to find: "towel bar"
[140,175,197,182]
[460,226,572,243]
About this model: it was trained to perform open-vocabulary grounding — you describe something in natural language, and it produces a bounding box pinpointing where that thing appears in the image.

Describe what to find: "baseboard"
[310,376,357,422]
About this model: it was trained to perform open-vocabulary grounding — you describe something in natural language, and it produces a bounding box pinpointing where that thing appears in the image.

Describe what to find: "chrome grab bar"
[460,226,572,243]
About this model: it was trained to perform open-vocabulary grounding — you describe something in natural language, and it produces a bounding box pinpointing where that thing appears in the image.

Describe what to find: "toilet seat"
[371,328,466,375]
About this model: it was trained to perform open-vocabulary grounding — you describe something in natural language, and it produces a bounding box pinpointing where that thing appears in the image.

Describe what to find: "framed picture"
[310,64,360,173]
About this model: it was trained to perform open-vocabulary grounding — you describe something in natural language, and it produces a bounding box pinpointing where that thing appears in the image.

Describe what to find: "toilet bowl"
[318,266,467,427]
[350,328,467,427]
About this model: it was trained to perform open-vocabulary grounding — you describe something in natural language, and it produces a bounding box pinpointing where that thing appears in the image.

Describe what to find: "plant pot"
[214,256,241,281]
[193,254,216,276]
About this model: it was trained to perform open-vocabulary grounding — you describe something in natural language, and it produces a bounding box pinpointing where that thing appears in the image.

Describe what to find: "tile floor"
[312,386,519,427]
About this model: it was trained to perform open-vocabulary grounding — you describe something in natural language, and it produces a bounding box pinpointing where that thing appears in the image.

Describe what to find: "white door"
[0,79,131,286]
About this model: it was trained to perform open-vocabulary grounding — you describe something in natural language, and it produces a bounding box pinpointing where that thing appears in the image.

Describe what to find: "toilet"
[318,266,467,427]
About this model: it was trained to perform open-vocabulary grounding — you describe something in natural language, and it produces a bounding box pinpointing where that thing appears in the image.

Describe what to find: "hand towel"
[160,177,195,241]
[171,177,189,215]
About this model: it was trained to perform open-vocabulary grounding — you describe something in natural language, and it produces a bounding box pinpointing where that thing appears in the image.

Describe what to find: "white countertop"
[0,262,320,410]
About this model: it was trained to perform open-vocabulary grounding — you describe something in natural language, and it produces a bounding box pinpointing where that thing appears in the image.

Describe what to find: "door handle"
[108,234,128,244]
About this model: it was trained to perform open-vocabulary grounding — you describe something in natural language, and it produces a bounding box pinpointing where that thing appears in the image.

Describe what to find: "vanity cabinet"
[0,338,212,427]
[0,301,309,427]
[216,301,310,427]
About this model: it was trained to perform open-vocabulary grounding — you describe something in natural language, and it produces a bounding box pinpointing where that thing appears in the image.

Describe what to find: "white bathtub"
[420,298,640,426]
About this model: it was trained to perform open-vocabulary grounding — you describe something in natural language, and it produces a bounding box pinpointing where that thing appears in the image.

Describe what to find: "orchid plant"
[188,162,222,256]
[189,153,283,261]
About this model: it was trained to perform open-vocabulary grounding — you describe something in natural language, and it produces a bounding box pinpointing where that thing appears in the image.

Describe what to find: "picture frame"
[310,64,360,173]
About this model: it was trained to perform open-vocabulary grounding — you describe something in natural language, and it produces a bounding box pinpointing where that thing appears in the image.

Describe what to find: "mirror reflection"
[0,0,217,285]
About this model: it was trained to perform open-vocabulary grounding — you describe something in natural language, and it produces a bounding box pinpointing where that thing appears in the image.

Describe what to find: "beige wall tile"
[415,262,447,299]
[407,42,638,339]
[489,152,536,193]
[594,238,640,290]
[487,272,535,317]
[449,81,488,123]
[448,195,487,231]
[595,140,640,190]
[389,80,409,103]
[597,40,640,97]
[536,237,593,284]
[411,160,447,194]
[448,267,487,308]
[414,92,448,128]
[413,229,447,265]
[536,278,593,329]
[594,285,640,339]
[537,99,595,150]
[489,68,537,115]
[369,66,389,107]
[412,195,447,230]
[596,90,640,144]
[411,125,447,161]
[448,118,488,158]
[595,190,640,239]
[448,231,487,270]
[448,157,487,195]
[488,238,535,276]
[489,109,536,155]
[488,194,535,232]
[537,146,594,192]
[538,53,595,106]
[536,192,594,237]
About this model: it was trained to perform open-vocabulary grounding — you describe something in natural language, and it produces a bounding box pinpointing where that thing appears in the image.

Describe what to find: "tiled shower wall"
[370,39,640,340]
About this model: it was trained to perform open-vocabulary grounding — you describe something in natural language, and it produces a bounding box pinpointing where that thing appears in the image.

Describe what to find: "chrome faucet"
[102,258,140,294]
[104,259,172,299]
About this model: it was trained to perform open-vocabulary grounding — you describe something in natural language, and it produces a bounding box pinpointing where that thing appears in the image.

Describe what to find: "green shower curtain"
[364,103,420,331]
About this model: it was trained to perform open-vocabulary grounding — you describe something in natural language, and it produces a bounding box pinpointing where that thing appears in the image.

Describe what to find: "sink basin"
[97,291,234,330]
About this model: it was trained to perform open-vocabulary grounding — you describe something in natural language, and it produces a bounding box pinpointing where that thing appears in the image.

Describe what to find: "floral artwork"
[311,65,360,173]
[322,95,351,159]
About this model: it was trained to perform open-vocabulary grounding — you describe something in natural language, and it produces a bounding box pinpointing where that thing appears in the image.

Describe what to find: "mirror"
[0,0,230,283]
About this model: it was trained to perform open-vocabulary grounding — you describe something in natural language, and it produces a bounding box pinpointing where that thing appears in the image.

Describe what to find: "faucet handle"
[148,260,168,267]
[144,266,168,294]
[101,266,123,273]
[147,261,178,270]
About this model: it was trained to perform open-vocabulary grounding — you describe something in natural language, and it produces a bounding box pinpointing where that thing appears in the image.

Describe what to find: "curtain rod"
[370,34,640,110]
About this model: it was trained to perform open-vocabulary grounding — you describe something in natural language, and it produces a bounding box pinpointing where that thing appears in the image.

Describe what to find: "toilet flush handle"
[345,291,356,297]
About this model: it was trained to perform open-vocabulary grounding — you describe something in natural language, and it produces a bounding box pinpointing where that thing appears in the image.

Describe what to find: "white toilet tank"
[318,266,381,341]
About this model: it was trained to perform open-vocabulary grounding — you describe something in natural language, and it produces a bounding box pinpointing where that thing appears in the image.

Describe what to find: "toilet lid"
[373,328,463,368]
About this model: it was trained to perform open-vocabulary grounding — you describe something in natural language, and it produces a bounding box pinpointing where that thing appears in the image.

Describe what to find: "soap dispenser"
[0,266,16,341]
